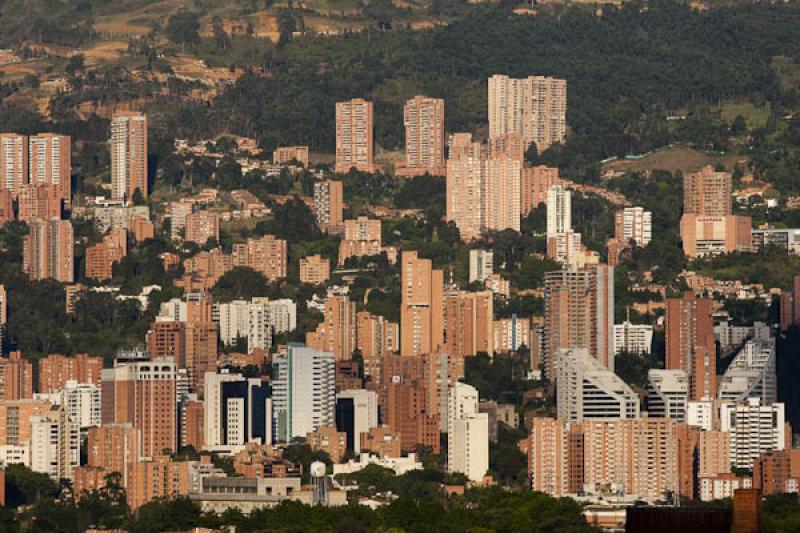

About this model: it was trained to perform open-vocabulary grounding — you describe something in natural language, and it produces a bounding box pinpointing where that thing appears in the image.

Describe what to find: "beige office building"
[488,75,567,152]
[335,99,376,173]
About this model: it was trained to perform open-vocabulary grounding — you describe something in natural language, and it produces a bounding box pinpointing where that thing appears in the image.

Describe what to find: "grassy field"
[603,145,745,175]
[720,100,771,129]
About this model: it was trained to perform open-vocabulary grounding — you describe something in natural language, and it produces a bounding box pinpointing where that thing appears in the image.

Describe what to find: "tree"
[524,141,539,165]
[277,8,296,48]
[65,54,85,76]
[212,16,231,50]
[166,11,200,49]
[731,114,747,135]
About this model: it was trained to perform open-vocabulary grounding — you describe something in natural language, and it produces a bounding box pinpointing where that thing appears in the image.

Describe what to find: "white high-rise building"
[447,382,479,436]
[556,348,639,423]
[202,371,272,452]
[215,299,274,351]
[469,249,494,284]
[687,400,715,431]
[335,389,379,454]
[646,369,688,422]
[720,397,786,469]
[35,380,101,429]
[272,345,335,442]
[448,412,489,482]
[265,299,298,334]
[546,185,571,238]
[615,207,652,247]
[613,321,654,355]
[718,332,777,404]
[29,407,79,480]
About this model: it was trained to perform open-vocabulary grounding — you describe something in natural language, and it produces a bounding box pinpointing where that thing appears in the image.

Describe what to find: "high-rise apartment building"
[214,298,277,352]
[720,398,786,470]
[86,424,139,485]
[379,352,444,453]
[521,165,560,215]
[110,111,148,200]
[612,320,654,355]
[17,184,61,222]
[85,228,127,281]
[38,353,103,393]
[546,184,571,238]
[753,449,800,496]
[306,294,356,361]
[335,99,376,173]
[646,369,689,422]
[0,352,33,400]
[665,292,716,401]
[100,358,177,459]
[299,254,330,285]
[313,180,344,232]
[487,75,567,152]
[0,134,26,197]
[542,264,614,378]
[0,285,6,351]
[485,155,521,233]
[339,216,383,265]
[40,380,101,429]
[23,219,74,283]
[0,189,12,223]
[400,251,444,357]
[468,249,493,284]
[446,152,485,241]
[29,134,71,204]
[335,388,379,454]
[356,311,399,383]
[185,322,218,397]
[493,315,531,353]
[443,290,494,360]
[449,412,489,482]
[447,382,479,436]
[684,166,732,217]
[556,348,639,423]
[398,96,445,177]
[486,132,527,161]
[29,406,79,480]
[272,345,336,442]
[233,234,288,281]
[146,321,186,365]
[614,207,652,247]
[185,210,220,245]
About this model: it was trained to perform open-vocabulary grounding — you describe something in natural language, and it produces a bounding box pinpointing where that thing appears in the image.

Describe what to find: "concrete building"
[521,165,560,215]
[469,249,494,284]
[556,348,639,423]
[398,96,445,177]
[546,184,571,238]
[86,424,139,485]
[85,228,127,281]
[273,146,309,167]
[335,389,379,454]
[449,412,489,482]
[0,189,12,223]
[234,234,287,281]
[185,210,220,245]
[272,345,335,442]
[0,285,5,351]
[529,417,572,496]
[680,213,752,257]
[17,184,61,222]
[29,134,71,204]
[339,217,383,265]
[753,449,800,496]
[29,406,79,480]
[485,155,521,233]
[313,180,344,232]
[447,382,479,437]
[38,353,102,395]
[355,311,399,383]
[36,380,101,429]
[100,358,177,458]
[752,228,800,255]
[446,150,486,241]
[400,251,444,357]
[646,369,688,422]
[720,398,786,470]
[0,352,33,400]
[666,292,716,401]
[718,331,777,405]
[215,298,279,352]
[202,371,271,452]
[443,289,494,360]
[110,111,148,200]
[306,294,356,361]
[546,230,599,269]
[700,474,752,502]
[493,315,531,353]
[684,166,732,217]
[299,254,330,285]
[543,264,614,378]
[335,99,376,173]
[0,134,26,197]
[612,320,654,355]
[614,207,652,247]
[23,219,73,283]
[487,74,567,152]
[185,322,219,396]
